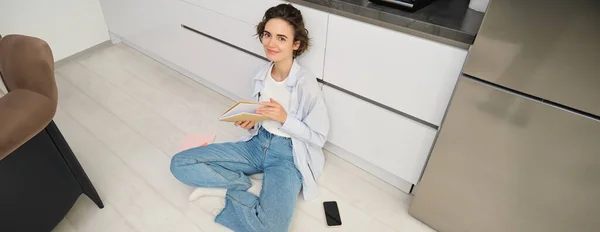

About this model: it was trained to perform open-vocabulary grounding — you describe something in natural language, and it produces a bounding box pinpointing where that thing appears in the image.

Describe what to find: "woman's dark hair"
[256,3,310,57]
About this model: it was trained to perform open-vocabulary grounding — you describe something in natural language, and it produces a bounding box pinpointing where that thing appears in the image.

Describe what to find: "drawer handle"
[181,24,268,62]
[318,79,438,130]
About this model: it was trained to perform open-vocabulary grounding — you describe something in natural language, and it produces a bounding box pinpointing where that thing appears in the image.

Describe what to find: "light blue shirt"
[239,60,330,200]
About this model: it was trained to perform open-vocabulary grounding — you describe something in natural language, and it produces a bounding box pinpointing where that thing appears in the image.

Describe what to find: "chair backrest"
[0,34,58,160]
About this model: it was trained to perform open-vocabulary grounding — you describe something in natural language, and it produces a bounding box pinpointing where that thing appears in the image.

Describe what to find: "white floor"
[47,43,435,232]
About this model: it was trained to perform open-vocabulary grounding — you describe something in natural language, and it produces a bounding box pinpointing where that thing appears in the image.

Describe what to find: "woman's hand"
[235,120,256,130]
[257,98,287,123]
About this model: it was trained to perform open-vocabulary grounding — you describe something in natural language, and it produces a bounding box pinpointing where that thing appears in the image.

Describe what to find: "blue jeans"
[170,128,302,232]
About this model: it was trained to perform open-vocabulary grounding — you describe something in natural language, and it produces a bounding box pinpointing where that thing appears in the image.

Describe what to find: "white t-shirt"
[259,64,292,138]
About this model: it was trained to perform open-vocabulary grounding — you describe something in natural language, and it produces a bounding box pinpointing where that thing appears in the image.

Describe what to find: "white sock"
[211,198,227,217]
[188,187,227,202]
[249,173,263,180]
[247,178,262,197]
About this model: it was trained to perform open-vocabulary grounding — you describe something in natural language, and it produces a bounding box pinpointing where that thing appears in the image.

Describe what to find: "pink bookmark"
[179,134,216,152]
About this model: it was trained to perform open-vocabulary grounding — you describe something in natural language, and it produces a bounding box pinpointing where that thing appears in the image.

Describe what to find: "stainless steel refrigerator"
[409,0,600,231]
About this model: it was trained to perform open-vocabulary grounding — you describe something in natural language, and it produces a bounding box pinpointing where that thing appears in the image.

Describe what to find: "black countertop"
[291,0,485,48]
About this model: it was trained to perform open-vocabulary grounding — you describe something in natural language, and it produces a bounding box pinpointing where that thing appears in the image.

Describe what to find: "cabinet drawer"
[324,14,467,125]
[143,25,267,100]
[179,0,264,58]
[323,85,437,184]
[100,0,177,40]
[178,28,268,100]
[178,0,328,78]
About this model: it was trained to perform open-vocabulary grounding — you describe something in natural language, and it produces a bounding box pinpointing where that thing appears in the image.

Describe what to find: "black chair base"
[0,121,103,232]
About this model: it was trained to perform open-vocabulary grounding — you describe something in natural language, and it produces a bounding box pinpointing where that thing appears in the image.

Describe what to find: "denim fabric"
[171,128,302,232]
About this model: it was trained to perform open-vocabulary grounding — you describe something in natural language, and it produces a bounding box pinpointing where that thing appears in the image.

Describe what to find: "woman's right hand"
[235,120,256,130]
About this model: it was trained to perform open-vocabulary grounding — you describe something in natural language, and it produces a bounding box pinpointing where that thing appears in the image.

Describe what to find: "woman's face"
[261,18,300,63]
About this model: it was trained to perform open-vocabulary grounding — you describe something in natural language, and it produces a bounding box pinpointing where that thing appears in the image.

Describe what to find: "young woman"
[170,3,330,232]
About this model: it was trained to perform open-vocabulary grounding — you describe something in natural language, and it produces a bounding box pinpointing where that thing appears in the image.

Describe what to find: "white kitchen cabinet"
[324,14,468,126]
[179,1,265,59]
[117,24,266,101]
[159,27,267,100]
[99,0,265,100]
[323,86,437,184]
[178,0,328,79]
[180,0,280,25]
[98,0,179,50]
[100,0,328,92]
[290,4,329,79]
[180,28,268,100]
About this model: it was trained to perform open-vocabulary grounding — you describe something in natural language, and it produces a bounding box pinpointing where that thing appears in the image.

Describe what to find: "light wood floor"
[41,43,435,232]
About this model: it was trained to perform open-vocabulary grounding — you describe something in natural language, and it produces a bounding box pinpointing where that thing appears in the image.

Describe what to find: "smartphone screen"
[323,201,342,226]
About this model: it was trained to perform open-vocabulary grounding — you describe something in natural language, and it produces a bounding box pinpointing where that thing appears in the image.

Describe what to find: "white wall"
[0,0,110,61]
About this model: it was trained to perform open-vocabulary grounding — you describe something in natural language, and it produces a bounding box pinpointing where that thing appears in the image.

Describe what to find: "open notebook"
[219,101,269,122]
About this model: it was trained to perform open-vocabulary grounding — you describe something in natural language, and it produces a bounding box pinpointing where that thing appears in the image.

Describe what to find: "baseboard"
[54,40,113,69]
[324,142,415,194]
[109,32,122,44]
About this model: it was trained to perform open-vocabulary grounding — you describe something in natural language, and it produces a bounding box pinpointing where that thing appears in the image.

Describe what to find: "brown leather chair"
[0,34,103,231]
[0,34,58,158]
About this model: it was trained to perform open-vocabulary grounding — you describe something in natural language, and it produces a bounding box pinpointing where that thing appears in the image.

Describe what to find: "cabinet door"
[159,27,268,100]
[324,14,467,125]
[99,0,178,44]
[179,0,264,60]
[101,0,267,100]
[323,86,437,184]
[290,4,328,79]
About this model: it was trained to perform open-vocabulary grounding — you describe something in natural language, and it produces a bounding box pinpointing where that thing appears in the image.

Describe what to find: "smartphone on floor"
[323,201,342,227]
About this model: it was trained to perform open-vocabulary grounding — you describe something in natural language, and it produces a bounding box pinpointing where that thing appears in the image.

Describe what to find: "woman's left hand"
[257,98,287,123]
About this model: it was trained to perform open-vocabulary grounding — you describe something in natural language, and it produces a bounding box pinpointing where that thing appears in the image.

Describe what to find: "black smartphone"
[323,201,342,226]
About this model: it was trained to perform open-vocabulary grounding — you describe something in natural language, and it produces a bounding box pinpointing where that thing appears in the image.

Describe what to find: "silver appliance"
[409,0,600,231]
